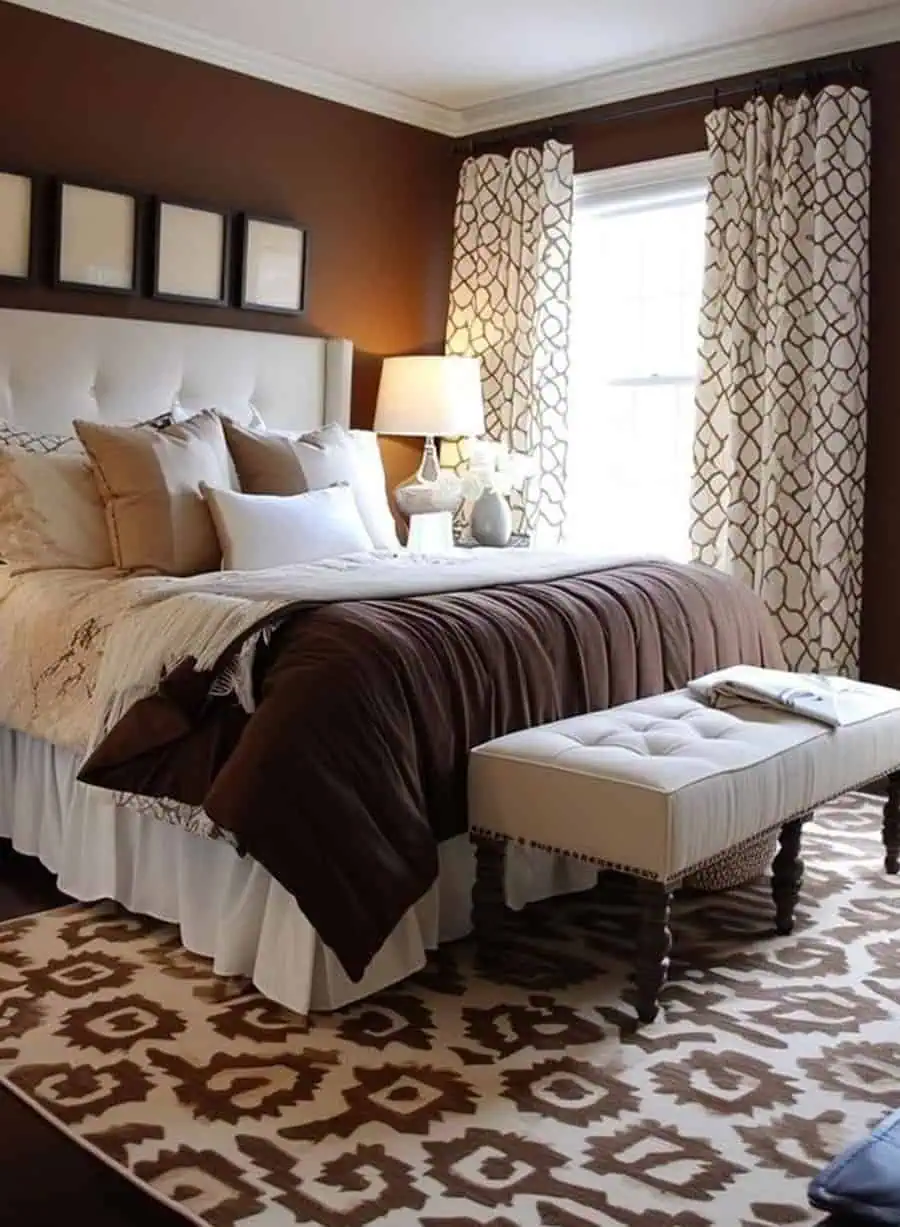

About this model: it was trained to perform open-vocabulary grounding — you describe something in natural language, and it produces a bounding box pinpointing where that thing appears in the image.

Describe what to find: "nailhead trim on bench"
[471,768,899,889]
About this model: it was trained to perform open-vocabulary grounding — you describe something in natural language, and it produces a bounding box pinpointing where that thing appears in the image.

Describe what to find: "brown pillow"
[222,418,309,495]
[74,409,234,575]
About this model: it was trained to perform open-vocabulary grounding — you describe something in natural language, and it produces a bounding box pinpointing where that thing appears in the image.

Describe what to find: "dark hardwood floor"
[0,840,185,1227]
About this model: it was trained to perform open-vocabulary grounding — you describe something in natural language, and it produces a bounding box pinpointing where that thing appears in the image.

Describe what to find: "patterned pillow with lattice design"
[0,412,175,455]
[144,411,176,430]
[0,421,80,455]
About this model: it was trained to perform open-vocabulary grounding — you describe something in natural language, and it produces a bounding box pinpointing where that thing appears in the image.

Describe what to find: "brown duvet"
[79,560,783,980]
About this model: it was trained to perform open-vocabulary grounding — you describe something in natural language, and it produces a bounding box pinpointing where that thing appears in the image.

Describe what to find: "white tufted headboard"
[0,309,353,434]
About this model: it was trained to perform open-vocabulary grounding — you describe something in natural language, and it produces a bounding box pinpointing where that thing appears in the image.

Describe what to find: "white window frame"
[575,150,711,214]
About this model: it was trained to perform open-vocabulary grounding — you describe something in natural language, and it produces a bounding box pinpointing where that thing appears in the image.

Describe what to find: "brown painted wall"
[0,0,455,487]
[483,46,900,687]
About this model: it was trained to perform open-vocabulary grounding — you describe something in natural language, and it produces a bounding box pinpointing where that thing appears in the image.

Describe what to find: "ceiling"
[13,0,900,134]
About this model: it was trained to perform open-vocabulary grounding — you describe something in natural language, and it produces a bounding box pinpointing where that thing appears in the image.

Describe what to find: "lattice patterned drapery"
[690,86,870,675]
[445,141,574,544]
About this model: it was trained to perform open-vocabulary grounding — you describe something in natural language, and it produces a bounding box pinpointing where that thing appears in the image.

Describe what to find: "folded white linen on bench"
[686,665,867,727]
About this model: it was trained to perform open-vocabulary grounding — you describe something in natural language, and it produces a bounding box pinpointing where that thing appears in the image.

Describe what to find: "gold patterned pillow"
[0,445,114,572]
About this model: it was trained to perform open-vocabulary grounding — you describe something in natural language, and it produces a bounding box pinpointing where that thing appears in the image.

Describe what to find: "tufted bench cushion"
[469,686,900,885]
[469,678,900,1023]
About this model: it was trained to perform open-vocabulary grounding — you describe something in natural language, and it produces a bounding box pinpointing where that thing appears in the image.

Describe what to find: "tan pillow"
[0,446,114,572]
[222,418,309,495]
[74,410,234,575]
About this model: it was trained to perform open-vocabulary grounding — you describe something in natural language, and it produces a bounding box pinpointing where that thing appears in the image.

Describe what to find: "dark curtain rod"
[458,55,870,154]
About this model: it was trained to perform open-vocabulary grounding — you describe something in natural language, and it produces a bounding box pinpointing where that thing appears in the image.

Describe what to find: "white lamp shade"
[374,355,485,437]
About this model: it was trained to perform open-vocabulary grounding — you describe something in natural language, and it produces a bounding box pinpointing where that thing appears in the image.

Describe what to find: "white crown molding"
[9,0,462,135]
[576,151,711,197]
[10,0,900,139]
[458,4,900,134]
[575,151,710,215]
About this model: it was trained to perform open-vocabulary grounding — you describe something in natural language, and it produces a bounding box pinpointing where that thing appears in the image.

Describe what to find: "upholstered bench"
[469,683,900,1025]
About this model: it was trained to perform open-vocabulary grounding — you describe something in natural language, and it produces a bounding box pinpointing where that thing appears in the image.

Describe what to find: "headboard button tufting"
[0,309,353,434]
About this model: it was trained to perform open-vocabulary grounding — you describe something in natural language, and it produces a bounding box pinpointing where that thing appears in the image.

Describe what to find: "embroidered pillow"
[75,409,235,575]
[0,446,114,572]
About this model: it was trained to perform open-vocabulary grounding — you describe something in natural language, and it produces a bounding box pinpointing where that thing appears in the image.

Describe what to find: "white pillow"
[288,425,400,551]
[204,483,374,570]
[349,430,402,549]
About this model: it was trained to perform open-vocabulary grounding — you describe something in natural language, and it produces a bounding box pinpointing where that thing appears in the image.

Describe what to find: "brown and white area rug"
[1,795,899,1227]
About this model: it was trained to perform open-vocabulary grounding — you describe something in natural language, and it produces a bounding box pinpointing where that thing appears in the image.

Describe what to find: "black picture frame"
[0,168,39,285]
[152,197,232,307]
[52,178,143,296]
[238,213,307,315]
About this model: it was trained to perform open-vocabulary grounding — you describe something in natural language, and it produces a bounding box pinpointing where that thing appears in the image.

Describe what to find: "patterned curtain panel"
[445,141,574,544]
[690,86,871,675]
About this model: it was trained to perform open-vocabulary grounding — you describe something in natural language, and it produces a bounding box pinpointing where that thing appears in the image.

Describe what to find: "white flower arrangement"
[459,438,536,500]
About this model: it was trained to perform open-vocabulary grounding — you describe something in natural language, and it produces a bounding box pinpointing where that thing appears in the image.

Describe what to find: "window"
[565,153,709,560]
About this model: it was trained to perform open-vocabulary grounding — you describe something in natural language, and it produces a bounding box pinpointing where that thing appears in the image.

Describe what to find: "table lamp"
[374,355,484,516]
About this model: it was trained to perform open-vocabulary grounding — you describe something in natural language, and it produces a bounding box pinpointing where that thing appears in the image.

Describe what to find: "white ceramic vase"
[471,487,512,547]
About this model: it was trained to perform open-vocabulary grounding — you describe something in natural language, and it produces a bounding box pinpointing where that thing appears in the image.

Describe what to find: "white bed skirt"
[0,728,596,1016]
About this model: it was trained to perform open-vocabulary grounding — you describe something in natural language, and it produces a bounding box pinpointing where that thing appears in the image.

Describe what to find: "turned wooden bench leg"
[633,880,674,1025]
[472,835,508,970]
[884,772,900,875]
[772,815,807,935]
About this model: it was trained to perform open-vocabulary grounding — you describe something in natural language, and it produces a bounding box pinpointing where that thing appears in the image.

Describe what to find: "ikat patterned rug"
[0,794,898,1227]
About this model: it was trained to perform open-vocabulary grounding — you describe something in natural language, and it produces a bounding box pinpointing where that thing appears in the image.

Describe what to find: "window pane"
[565,382,696,560]
[566,183,706,558]
[572,197,706,381]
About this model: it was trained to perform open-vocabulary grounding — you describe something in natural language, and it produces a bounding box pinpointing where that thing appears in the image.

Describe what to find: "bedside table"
[407,511,455,552]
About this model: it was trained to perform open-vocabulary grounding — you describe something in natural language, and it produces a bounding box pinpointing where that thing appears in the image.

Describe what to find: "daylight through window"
[566,155,708,559]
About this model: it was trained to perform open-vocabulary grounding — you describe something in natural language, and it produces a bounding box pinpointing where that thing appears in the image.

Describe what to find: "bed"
[0,308,784,1016]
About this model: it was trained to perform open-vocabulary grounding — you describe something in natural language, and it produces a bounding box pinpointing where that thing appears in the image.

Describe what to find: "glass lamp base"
[394,472,462,517]
[415,435,441,484]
